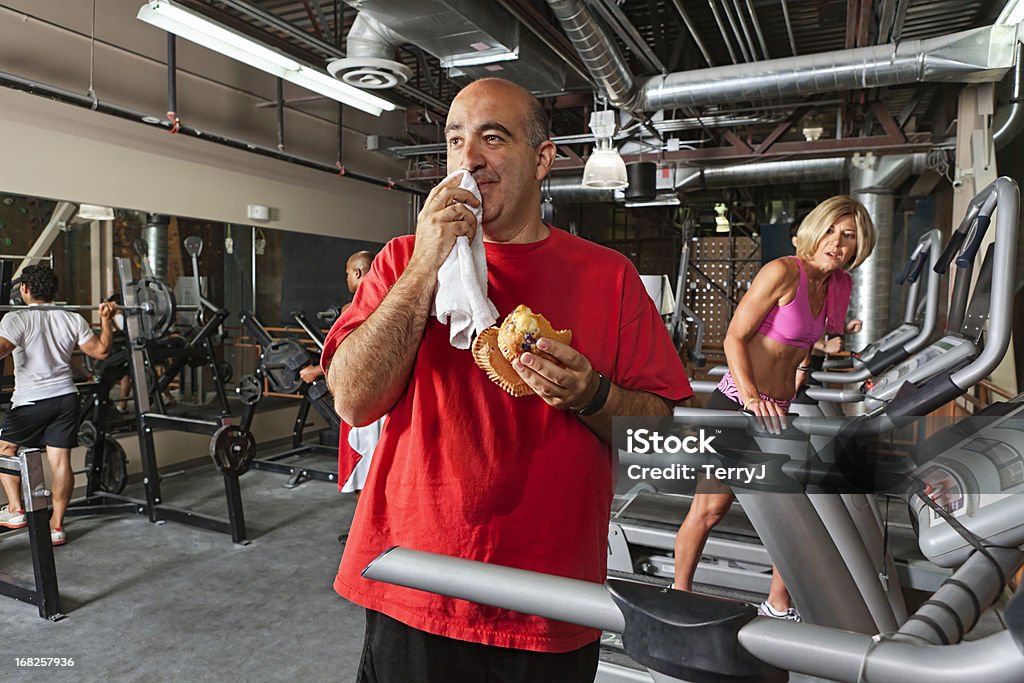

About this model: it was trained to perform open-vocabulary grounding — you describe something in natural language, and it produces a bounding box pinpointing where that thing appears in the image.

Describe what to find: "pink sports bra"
[756,257,826,350]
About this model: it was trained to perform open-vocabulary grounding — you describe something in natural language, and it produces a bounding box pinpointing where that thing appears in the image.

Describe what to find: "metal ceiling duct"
[545,0,637,109]
[640,25,1019,110]
[142,213,169,281]
[993,44,1024,150]
[675,158,849,191]
[544,0,1019,112]
[542,175,617,203]
[327,13,412,89]
[342,0,565,93]
[846,154,924,354]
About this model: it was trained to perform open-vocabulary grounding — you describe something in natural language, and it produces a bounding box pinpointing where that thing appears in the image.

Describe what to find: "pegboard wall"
[687,236,760,349]
[601,238,681,279]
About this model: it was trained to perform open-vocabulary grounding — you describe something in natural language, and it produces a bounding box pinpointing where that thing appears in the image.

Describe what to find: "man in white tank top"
[0,265,117,545]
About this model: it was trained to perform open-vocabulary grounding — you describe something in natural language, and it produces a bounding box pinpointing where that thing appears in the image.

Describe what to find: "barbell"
[0,303,157,314]
[1,277,198,341]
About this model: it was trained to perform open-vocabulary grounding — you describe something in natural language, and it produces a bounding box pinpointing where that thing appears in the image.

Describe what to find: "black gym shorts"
[357,609,600,683]
[0,393,80,449]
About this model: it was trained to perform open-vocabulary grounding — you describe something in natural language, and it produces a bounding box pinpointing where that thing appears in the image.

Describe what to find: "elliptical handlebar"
[956,215,992,268]
[905,250,928,284]
[934,186,999,274]
[933,229,967,275]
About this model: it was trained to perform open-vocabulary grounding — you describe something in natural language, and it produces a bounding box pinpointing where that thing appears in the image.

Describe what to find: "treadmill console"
[912,400,1024,567]
[863,336,976,411]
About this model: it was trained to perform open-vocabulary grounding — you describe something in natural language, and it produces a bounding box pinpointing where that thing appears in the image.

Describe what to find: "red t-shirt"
[321,226,692,652]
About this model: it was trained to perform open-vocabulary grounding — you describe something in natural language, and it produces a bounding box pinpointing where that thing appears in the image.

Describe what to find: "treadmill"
[365,387,1024,683]
[610,178,1015,599]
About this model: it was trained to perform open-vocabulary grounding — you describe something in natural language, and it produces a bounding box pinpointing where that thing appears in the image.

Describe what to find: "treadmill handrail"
[673,406,895,438]
[804,387,865,403]
[904,228,942,355]
[948,177,1018,392]
[363,547,1024,683]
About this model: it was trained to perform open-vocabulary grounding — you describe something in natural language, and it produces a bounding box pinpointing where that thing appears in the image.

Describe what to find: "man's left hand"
[98,301,119,319]
[512,338,598,411]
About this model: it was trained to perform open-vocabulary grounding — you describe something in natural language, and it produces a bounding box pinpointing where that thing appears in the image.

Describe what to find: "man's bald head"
[346,250,374,294]
[452,78,549,148]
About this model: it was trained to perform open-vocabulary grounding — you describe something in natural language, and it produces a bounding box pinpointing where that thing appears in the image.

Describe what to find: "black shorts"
[357,609,600,683]
[0,393,80,449]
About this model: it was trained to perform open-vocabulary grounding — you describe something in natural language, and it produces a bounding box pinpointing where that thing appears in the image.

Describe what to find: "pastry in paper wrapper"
[496,305,572,365]
[472,328,533,397]
[473,305,572,397]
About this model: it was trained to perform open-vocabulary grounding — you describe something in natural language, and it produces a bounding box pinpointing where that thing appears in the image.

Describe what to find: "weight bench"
[0,449,63,620]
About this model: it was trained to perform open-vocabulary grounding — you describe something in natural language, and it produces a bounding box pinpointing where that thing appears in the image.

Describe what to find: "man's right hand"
[409,173,480,274]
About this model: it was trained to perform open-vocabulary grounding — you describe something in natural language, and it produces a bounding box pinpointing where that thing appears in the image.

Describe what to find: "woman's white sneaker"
[757,600,801,622]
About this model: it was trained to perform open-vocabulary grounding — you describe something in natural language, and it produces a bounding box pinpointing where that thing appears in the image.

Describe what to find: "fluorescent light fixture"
[583,111,628,190]
[997,0,1024,25]
[137,1,396,116]
[625,194,681,209]
[442,48,519,68]
[76,204,116,221]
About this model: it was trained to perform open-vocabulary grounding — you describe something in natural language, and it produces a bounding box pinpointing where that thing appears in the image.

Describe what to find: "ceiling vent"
[328,12,412,89]
[341,0,564,93]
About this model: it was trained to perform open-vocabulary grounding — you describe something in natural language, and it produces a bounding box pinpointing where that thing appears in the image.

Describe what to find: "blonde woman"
[673,195,876,620]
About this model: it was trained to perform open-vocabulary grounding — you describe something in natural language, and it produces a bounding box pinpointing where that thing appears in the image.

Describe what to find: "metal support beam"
[871,100,907,142]
[780,0,798,56]
[846,0,861,49]
[405,134,935,180]
[721,129,753,153]
[669,0,715,67]
[857,0,874,48]
[754,105,811,154]
[14,201,75,280]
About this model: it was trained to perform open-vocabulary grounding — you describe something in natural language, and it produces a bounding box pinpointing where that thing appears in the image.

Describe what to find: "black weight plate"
[236,374,263,406]
[217,360,233,384]
[209,425,256,476]
[98,436,129,494]
[88,347,129,382]
[261,339,309,394]
[77,420,98,448]
[133,277,177,341]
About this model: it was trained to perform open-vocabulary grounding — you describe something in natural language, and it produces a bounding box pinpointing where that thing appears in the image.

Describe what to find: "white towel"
[431,169,499,349]
[342,417,384,493]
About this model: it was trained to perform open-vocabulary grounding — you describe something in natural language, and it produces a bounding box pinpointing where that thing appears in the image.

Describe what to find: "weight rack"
[66,258,252,544]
